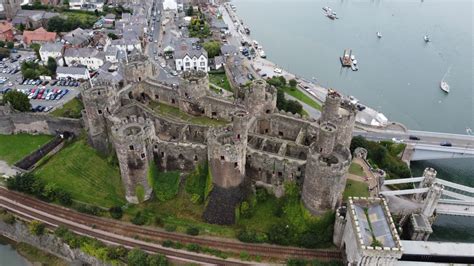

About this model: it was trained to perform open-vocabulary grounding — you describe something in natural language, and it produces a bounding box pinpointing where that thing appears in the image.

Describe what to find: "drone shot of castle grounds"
[0,0,472,265]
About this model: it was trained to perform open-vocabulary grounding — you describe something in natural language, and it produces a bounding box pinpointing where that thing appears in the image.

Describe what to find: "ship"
[440,81,450,93]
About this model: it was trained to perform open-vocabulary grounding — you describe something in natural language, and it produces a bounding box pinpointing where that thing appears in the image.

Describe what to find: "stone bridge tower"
[111,116,155,203]
[203,110,250,225]
[81,81,120,154]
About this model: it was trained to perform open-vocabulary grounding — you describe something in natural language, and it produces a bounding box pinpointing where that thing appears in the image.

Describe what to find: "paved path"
[0,160,18,178]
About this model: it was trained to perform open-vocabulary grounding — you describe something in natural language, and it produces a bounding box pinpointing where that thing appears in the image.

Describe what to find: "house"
[213,56,224,70]
[23,27,57,45]
[104,46,119,63]
[64,47,105,70]
[220,44,237,56]
[12,10,58,29]
[39,42,63,62]
[56,66,90,80]
[0,21,14,42]
[174,38,208,72]
[63,28,92,48]
[109,33,142,53]
[103,13,116,28]
[69,0,104,11]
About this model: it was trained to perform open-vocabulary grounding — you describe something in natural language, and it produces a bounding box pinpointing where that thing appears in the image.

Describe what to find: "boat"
[322,6,332,12]
[259,50,266,58]
[244,27,250,35]
[424,35,430,42]
[327,13,337,20]
[377,32,382,38]
[440,81,450,93]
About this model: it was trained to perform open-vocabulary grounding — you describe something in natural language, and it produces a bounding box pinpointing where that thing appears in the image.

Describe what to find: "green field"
[0,134,53,164]
[149,101,228,127]
[34,139,126,207]
[343,179,369,200]
[281,87,322,111]
[51,98,84,119]
[148,164,181,202]
[349,162,365,177]
[209,72,233,92]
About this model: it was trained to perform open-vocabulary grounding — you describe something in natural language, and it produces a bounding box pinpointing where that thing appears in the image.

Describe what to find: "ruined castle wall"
[0,113,82,135]
[140,80,180,107]
[122,57,154,85]
[201,96,242,121]
[153,140,207,172]
[267,113,313,141]
[182,124,209,144]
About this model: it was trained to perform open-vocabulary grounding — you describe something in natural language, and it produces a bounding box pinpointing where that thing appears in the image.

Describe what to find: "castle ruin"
[81,55,357,224]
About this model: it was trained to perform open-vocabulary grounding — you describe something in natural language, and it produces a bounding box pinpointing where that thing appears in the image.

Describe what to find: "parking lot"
[0,50,80,113]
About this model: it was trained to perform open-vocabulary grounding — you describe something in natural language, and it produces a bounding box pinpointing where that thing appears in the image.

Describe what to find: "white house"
[39,42,63,62]
[56,66,90,80]
[175,47,208,72]
[109,34,142,53]
[104,46,119,63]
[64,47,105,71]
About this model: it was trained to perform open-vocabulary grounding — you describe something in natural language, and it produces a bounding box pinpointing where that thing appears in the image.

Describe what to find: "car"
[247,73,254,80]
[273,68,282,74]
[409,135,420,141]
[260,73,267,78]
[154,40,158,43]
[44,106,53,112]
[440,142,452,147]
[391,137,403,144]
[170,70,178,76]
[160,62,166,68]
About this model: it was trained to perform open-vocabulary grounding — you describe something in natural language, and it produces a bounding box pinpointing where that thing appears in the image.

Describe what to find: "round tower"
[315,122,337,157]
[81,81,120,154]
[335,101,358,149]
[181,70,208,99]
[111,116,155,203]
[245,79,276,115]
[320,89,342,123]
[121,53,154,84]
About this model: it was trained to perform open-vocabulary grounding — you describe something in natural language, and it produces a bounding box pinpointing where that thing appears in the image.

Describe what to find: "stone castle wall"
[0,113,82,135]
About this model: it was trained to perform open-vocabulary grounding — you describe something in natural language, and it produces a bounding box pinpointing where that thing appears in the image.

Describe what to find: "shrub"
[174,242,184,249]
[29,220,46,236]
[57,189,72,206]
[186,226,200,236]
[131,211,147,225]
[162,240,174,247]
[239,251,250,261]
[127,248,148,266]
[2,213,15,225]
[76,204,101,216]
[3,90,32,112]
[186,243,201,252]
[287,258,307,266]
[147,254,168,266]
[154,216,164,226]
[164,224,176,232]
[109,206,123,219]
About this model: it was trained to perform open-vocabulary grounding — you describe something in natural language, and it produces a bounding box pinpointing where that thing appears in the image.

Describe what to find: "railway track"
[0,187,341,261]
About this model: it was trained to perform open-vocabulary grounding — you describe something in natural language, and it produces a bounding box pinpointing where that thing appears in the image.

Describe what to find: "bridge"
[354,129,474,161]
[379,168,474,217]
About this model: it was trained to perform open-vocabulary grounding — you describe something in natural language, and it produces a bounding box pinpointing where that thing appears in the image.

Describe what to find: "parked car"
[409,135,420,141]
[273,68,282,74]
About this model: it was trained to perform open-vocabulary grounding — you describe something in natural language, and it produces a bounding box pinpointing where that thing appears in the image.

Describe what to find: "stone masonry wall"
[0,113,82,135]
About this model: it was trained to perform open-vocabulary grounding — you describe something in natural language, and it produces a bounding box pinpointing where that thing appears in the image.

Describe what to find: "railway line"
[0,187,341,262]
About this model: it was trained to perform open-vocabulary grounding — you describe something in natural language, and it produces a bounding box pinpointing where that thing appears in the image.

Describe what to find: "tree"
[107,32,118,40]
[286,100,303,114]
[127,248,148,266]
[289,79,297,88]
[203,41,221,58]
[30,43,41,59]
[147,254,168,266]
[185,226,199,236]
[32,0,42,9]
[47,16,67,32]
[22,68,38,79]
[0,41,5,48]
[131,211,147,225]
[42,183,58,202]
[47,57,57,75]
[29,220,46,236]
[4,90,32,112]
[18,23,25,32]
[57,189,72,206]
[109,206,123,219]
[0,47,10,59]
[185,6,194,16]
[63,0,70,9]
[6,42,14,49]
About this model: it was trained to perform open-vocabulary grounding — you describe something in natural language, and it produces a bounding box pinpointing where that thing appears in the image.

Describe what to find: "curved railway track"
[0,187,341,262]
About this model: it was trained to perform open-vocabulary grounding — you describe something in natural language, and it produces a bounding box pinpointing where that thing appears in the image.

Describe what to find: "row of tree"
[267,76,304,115]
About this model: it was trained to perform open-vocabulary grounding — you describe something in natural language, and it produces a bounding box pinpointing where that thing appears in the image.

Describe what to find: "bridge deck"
[437,203,474,217]
[380,188,429,196]
[437,178,474,194]
[384,177,424,185]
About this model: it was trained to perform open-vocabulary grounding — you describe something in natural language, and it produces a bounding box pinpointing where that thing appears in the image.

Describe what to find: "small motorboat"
[440,81,450,93]
[377,32,382,38]
[424,35,431,42]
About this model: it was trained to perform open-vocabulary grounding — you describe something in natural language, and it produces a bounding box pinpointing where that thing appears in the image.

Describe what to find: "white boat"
[322,6,331,12]
[377,32,382,38]
[440,81,450,93]
[424,35,430,42]
[352,59,358,65]
[259,50,266,58]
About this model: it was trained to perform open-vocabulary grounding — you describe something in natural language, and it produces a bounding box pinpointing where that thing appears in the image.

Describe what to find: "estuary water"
[0,237,28,266]
[231,0,474,242]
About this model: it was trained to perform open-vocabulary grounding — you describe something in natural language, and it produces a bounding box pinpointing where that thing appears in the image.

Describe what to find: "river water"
[231,0,474,242]
[0,237,29,266]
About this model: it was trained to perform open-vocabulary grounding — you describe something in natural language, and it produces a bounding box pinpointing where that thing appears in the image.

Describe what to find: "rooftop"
[39,42,63,53]
[23,27,57,44]
[57,66,89,75]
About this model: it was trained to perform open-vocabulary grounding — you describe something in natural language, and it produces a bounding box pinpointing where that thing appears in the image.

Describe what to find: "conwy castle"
[81,54,357,224]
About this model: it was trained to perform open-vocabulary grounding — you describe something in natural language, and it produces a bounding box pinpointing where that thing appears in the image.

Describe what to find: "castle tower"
[336,101,358,148]
[422,183,444,218]
[121,53,154,85]
[181,70,208,100]
[320,89,342,123]
[81,81,120,154]
[302,122,351,215]
[244,79,277,116]
[414,167,437,202]
[111,116,155,203]
[203,110,250,225]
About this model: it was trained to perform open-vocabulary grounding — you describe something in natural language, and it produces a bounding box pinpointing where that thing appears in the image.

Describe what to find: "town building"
[39,42,64,62]
[22,27,57,45]
[103,13,116,28]
[0,0,21,20]
[69,0,104,11]
[12,10,58,30]
[56,66,90,80]
[64,47,105,70]
[174,40,208,72]
[0,21,14,42]
[62,28,93,48]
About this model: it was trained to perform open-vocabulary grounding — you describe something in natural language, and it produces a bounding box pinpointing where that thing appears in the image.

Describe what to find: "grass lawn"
[148,164,181,202]
[209,73,233,92]
[51,98,84,119]
[149,101,229,127]
[237,197,281,233]
[343,179,369,200]
[0,134,53,164]
[34,138,126,208]
[349,162,365,177]
[281,86,322,111]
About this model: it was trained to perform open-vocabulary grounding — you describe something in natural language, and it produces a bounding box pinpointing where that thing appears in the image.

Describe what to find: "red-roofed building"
[0,21,14,42]
[23,27,57,45]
